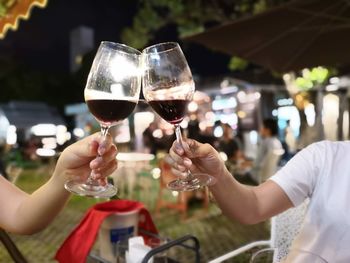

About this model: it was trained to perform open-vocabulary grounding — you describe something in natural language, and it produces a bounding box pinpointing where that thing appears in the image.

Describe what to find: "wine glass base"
[167,173,216,192]
[64,180,117,198]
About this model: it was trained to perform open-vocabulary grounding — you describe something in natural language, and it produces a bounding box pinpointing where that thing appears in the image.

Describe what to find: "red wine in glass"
[142,42,216,191]
[148,99,189,125]
[64,41,141,198]
[86,99,137,124]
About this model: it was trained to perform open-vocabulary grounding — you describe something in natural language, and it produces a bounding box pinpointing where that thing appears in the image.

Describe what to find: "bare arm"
[0,133,118,234]
[210,170,293,224]
[166,139,293,224]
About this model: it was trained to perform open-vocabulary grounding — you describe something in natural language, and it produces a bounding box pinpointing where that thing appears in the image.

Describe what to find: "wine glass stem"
[86,125,109,185]
[174,124,193,180]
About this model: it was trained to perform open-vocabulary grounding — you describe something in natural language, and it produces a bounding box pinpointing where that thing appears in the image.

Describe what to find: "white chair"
[209,199,309,263]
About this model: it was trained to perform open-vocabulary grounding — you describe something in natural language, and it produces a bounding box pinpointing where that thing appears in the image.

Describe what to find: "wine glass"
[65,41,141,198]
[142,42,216,191]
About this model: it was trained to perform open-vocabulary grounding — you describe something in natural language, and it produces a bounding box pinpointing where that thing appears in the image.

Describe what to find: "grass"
[1,162,269,262]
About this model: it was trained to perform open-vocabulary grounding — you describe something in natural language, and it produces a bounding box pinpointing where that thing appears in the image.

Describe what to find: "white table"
[112,153,155,199]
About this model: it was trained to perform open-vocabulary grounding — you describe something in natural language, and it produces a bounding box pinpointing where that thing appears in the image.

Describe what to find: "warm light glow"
[151,168,161,179]
[73,128,85,138]
[152,129,163,139]
[6,125,17,145]
[31,124,56,136]
[237,111,247,118]
[188,101,198,112]
[219,152,228,162]
[214,126,223,137]
[56,125,68,145]
[325,84,338,92]
[36,148,56,157]
[329,77,339,84]
[42,137,57,149]
[304,103,316,126]
[323,94,339,141]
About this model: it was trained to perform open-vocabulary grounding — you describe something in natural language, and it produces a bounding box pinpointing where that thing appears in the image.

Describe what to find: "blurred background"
[0,0,348,262]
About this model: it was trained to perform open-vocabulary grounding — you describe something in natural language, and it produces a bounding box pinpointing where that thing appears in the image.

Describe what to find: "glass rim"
[142,42,180,54]
[100,41,141,56]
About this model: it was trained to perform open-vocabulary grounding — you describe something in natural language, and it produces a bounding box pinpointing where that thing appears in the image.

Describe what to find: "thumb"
[65,133,99,159]
[181,139,213,159]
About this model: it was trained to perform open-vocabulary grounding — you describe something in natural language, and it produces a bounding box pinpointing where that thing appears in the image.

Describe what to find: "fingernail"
[182,142,190,151]
[184,158,192,166]
[175,143,184,154]
[90,157,102,169]
[98,146,106,155]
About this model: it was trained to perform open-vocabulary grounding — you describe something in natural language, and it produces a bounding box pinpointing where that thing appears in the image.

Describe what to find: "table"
[112,153,155,199]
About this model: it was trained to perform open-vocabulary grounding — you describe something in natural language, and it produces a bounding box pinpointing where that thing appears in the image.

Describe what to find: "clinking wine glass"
[142,42,216,191]
[65,41,141,198]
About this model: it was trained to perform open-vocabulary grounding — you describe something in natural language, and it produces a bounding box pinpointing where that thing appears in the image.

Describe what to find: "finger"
[98,178,107,186]
[92,159,118,180]
[168,147,187,165]
[171,141,185,156]
[90,145,118,170]
[170,168,188,179]
[182,139,214,159]
[98,133,113,155]
[65,133,100,158]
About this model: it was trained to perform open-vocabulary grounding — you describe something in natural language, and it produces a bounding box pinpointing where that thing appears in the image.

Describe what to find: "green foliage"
[295,66,333,91]
[121,0,292,67]
[228,56,249,71]
[0,0,17,18]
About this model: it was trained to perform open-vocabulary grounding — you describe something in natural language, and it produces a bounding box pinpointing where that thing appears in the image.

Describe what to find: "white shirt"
[270,141,350,262]
[251,137,283,182]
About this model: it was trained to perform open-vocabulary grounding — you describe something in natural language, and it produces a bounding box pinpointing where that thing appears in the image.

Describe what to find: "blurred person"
[142,122,158,155]
[187,119,217,145]
[219,123,243,162]
[0,133,117,235]
[166,137,350,262]
[243,118,283,183]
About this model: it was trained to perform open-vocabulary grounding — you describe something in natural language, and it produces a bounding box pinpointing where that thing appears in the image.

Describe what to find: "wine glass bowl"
[65,41,141,198]
[142,42,216,191]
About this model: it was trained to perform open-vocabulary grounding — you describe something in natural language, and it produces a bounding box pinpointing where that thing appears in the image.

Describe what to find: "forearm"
[209,168,262,224]
[14,171,70,234]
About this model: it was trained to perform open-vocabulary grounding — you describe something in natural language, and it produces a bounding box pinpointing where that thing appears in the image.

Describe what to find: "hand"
[54,133,118,187]
[166,139,226,181]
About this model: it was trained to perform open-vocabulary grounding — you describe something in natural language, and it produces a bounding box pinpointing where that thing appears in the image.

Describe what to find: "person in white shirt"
[249,118,284,183]
[166,138,350,262]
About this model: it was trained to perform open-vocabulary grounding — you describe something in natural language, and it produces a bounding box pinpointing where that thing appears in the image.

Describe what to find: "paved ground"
[0,167,269,263]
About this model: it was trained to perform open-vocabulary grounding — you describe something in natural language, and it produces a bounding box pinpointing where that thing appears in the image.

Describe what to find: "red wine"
[86,99,137,124]
[148,99,189,124]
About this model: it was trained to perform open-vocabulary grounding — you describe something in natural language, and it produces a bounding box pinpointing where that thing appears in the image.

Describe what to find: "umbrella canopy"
[186,0,350,73]
[0,0,47,39]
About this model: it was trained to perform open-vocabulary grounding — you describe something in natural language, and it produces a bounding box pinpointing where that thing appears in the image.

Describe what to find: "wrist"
[209,166,232,190]
[51,167,70,195]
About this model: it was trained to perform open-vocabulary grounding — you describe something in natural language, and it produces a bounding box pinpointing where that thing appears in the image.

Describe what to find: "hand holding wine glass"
[65,41,141,198]
[142,42,216,191]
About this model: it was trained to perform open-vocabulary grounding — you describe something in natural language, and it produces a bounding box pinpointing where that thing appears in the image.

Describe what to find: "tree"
[121,0,291,70]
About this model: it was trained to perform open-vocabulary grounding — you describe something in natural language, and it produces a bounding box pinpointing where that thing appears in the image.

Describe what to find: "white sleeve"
[269,141,325,206]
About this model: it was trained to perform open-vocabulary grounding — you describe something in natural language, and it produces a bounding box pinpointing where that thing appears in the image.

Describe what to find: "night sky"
[0,0,231,76]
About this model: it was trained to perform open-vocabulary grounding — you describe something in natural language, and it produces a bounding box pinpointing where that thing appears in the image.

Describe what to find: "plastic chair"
[208,199,309,263]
